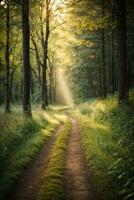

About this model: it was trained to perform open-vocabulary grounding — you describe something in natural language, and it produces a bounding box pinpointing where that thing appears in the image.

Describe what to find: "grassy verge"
[38,120,71,200]
[0,106,67,200]
[74,97,134,200]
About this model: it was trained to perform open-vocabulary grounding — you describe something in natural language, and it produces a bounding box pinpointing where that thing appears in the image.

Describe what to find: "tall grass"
[0,106,67,200]
[76,96,134,200]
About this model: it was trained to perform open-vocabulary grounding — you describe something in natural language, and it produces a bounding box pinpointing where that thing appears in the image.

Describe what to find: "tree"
[116,0,128,103]
[111,1,116,93]
[22,0,32,116]
[101,0,107,99]
[5,0,11,112]
[41,0,49,110]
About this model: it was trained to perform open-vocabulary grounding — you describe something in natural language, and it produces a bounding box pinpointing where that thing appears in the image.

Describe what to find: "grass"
[38,120,71,200]
[1,97,134,200]
[0,106,67,200]
[74,95,134,200]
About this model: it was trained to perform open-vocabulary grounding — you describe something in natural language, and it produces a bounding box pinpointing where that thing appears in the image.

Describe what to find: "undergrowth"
[38,120,71,200]
[0,106,67,200]
[76,96,134,200]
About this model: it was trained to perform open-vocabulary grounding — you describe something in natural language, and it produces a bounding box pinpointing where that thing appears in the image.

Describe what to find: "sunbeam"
[56,68,74,106]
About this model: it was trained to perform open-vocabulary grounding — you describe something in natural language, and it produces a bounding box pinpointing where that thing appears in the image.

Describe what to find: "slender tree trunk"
[97,56,102,98]
[30,67,34,95]
[87,65,95,97]
[9,69,15,104]
[111,27,115,93]
[115,47,118,91]
[117,0,128,103]
[52,65,57,104]
[31,36,42,85]
[22,0,32,116]
[41,0,49,110]
[53,66,57,103]
[52,64,55,104]
[111,3,116,93]
[41,68,48,109]
[5,0,10,113]
[48,59,53,104]
[101,0,107,99]
[49,71,52,105]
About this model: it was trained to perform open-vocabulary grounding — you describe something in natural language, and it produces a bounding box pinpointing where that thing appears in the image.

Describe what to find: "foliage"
[0,106,66,200]
[76,96,134,200]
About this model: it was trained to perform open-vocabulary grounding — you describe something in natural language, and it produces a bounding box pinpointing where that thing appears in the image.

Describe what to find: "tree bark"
[54,65,57,104]
[101,0,107,99]
[41,0,49,110]
[22,0,32,116]
[111,2,117,93]
[31,36,42,85]
[111,27,115,93]
[9,69,15,104]
[5,0,10,113]
[48,57,53,104]
[41,67,48,109]
[116,0,128,103]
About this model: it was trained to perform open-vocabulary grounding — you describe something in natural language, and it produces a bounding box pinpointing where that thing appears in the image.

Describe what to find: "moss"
[38,121,71,200]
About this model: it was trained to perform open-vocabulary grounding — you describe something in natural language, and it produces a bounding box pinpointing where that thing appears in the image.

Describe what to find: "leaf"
[124,193,134,200]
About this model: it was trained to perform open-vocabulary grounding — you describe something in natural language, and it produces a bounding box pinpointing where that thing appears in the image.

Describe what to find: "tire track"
[65,118,100,200]
[8,123,64,200]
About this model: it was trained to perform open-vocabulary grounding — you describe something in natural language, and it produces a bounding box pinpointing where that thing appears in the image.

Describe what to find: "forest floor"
[9,123,65,200]
[65,117,99,200]
[6,116,100,200]
[1,96,134,200]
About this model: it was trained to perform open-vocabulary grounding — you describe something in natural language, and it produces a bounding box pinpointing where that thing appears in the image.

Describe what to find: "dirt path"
[8,124,64,200]
[8,118,100,200]
[65,118,100,200]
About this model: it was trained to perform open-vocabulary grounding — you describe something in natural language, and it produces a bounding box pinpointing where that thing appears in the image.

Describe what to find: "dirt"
[8,123,64,200]
[8,117,100,200]
[65,118,100,200]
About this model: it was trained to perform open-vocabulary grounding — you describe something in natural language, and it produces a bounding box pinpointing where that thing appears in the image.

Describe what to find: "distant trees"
[0,0,64,115]
[0,0,133,113]
[30,0,64,109]
[66,0,132,103]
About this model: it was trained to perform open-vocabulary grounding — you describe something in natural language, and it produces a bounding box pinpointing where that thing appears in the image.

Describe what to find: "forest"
[0,0,134,200]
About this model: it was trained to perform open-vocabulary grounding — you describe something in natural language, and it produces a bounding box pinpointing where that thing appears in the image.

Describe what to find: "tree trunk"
[111,3,116,93]
[111,27,115,93]
[22,0,32,116]
[49,70,52,105]
[101,0,106,99]
[97,56,102,98]
[41,67,48,109]
[48,58,53,104]
[31,36,42,85]
[53,65,57,104]
[41,0,49,110]
[116,0,128,103]
[9,69,15,104]
[5,0,10,113]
